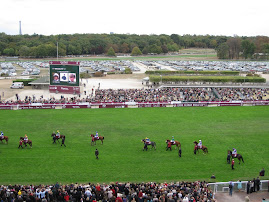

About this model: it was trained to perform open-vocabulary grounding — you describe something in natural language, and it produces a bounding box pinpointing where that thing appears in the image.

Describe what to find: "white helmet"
[199,140,201,142]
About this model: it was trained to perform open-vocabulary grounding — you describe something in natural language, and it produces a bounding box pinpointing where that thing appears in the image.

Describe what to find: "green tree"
[227,36,241,59]
[120,43,130,53]
[217,43,229,59]
[262,43,269,60]
[161,45,168,53]
[148,44,162,54]
[167,43,179,52]
[131,46,142,56]
[142,46,149,54]
[107,47,116,56]
[19,46,30,57]
[3,48,15,56]
[241,40,255,59]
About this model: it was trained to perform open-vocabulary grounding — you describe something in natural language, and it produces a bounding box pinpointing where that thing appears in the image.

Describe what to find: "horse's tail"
[103,136,104,140]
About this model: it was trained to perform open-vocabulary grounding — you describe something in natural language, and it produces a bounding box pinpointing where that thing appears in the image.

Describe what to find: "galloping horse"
[228,150,244,164]
[193,141,208,154]
[0,136,8,144]
[51,133,65,144]
[91,134,104,145]
[141,139,156,151]
[20,137,32,148]
[166,139,181,150]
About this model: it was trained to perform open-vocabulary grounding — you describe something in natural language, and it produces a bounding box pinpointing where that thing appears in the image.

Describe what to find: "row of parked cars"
[0,63,17,76]
[138,60,269,72]
[79,60,140,72]
[2,60,269,78]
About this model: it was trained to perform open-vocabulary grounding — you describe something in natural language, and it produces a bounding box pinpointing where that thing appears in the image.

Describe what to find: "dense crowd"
[0,181,216,202]
[0,87,269,104]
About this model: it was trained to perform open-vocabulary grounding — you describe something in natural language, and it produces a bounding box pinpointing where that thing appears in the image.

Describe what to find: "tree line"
[0,32,268,59]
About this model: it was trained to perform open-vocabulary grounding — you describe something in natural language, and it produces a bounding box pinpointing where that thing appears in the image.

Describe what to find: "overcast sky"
[1,0,268,36]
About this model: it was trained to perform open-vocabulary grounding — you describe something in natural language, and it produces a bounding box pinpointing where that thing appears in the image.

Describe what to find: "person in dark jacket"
[178,147,182,157]
[260,168,265,176]
[61,136,66,147]
[247,181,250,194]
[256,177,260,191]
[95,149,99,159]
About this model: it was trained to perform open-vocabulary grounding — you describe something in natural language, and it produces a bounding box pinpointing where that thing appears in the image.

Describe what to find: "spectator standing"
[237,180,242,192]
[250,180,254,193]
[256,177,260,191]
[178,147,182,157]
[247,181,250,194]
[253,178,256,192]
[229,181,234,196]
[95,149,99,159]
[18,139,23,149]
[260,168,265,176]
[231,159,235,170]
[61,136,66,147]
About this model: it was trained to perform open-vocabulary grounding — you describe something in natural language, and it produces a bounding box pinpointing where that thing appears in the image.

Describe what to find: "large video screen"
[49,61,80,86]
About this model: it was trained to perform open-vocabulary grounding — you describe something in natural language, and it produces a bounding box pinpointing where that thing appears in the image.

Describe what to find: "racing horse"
[20,137,32,148]
[228,150,244,164]
[193,141,208,154]
[0,136,8,144]
[166,139,181,150]
[91,134,104,145]
[141,139,156,151]
[51,133,65,144]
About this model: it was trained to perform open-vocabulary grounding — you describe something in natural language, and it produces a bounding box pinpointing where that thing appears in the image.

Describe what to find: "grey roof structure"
[29,76,50,85]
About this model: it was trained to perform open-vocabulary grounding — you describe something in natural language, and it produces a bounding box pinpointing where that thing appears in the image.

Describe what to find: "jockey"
[232,148,237,157]
[24,134,28,143]
[56,130,60,138]
[198,140,202,149]
[145,137,151,144]
[95,131,99,139]
[170,136,175,144]
[0,131,3,139]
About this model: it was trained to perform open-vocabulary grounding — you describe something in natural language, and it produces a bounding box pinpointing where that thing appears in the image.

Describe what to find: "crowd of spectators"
[0,87,269,104]
[0,181,216,202]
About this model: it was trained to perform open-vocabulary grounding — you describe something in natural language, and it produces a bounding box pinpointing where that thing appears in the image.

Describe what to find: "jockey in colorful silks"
[145,137,151,144]
[171,136,175,144]
[198,140,202,149]
[232,148,237,157]
[95,131,99,139]
[56,130,60,138]
[0,131,4,140]
[24,134,28,143]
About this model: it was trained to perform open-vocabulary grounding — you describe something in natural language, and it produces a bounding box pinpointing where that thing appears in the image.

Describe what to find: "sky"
[1,0,269,37]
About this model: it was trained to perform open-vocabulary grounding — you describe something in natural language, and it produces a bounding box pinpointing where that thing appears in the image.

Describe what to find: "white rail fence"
[208,180,268,193]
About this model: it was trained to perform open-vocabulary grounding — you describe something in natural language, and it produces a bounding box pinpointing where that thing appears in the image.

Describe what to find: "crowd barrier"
[0,101,269,110]
[208,180,269,193]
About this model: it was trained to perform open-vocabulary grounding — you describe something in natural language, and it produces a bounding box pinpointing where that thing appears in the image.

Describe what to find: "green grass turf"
[0,106,268,185]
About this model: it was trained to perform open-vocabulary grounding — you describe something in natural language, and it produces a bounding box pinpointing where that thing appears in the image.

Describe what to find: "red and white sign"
[49,61,80,65]
[49,85,80,94]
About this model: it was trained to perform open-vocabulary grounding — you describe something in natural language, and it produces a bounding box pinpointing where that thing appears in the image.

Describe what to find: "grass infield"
[0,106,268,185]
